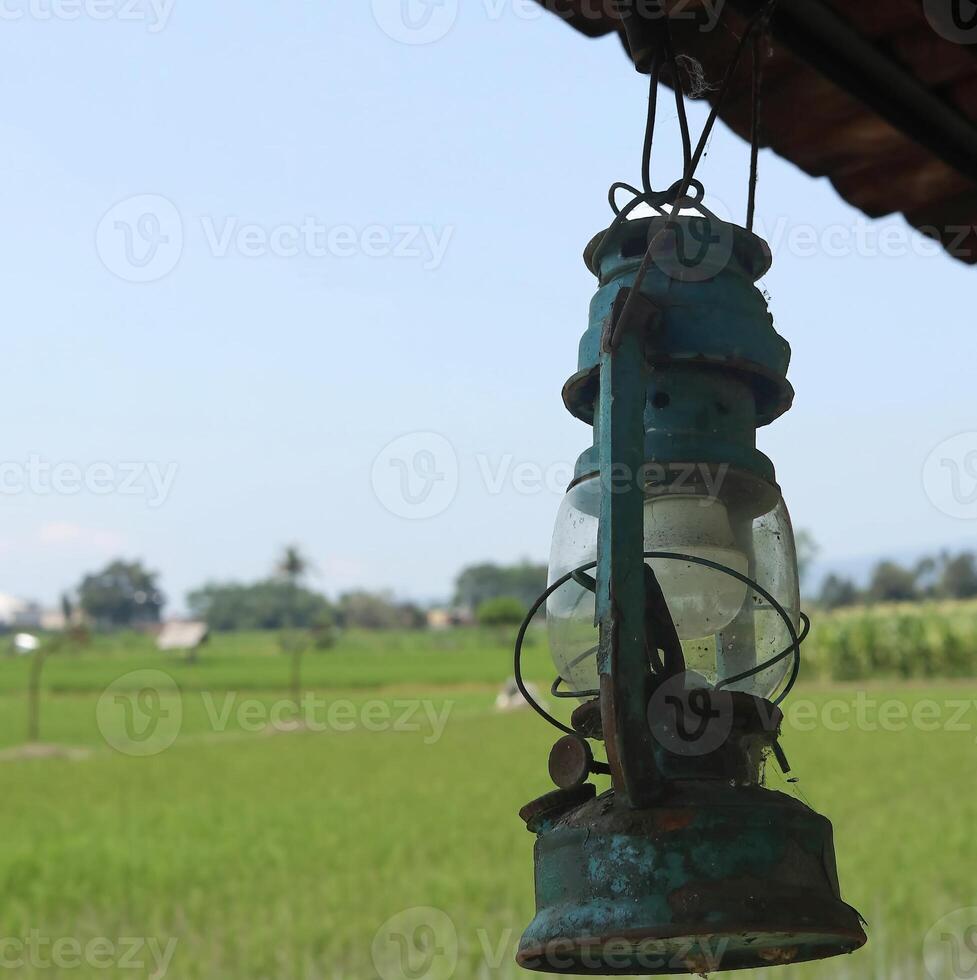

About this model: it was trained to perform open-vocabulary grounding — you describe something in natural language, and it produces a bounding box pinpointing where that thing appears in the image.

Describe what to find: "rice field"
[0,622,974,978]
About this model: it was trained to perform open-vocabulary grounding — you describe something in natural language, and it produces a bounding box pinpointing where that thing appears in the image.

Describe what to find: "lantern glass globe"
[644,496,749,640]
[547,476,800,701]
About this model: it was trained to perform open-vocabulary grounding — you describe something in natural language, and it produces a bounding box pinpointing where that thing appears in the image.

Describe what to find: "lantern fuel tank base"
[517,784,866,976]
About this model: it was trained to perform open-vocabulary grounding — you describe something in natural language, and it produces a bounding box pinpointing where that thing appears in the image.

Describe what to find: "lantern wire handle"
[641,45,662,196]
[637,14,694,200]
[513,551,807,738]
[747,1,777,231]
[662,19,693,184]
[747,27,762,231]
[595,0,779,347]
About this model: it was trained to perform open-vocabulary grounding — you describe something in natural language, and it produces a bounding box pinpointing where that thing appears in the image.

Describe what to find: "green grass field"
[0,627,974,978]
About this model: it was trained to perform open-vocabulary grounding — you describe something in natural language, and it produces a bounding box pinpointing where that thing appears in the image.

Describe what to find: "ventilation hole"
[621,235,648,259]
[652,392,671,410]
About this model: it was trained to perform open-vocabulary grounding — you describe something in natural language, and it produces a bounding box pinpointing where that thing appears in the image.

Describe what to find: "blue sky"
[2,1,977,610]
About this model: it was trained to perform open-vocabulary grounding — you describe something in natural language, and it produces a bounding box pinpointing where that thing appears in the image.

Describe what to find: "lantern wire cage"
[512,554,810,741]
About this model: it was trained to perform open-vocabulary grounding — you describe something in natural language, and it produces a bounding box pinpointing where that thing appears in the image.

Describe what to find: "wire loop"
[597,0,780,306]
[513,551,807,737]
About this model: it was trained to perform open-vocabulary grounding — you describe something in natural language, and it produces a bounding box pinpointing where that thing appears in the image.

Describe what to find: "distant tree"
[279,627,310,711]
[78,560,164,628]
[939,552,977,600]
[795,530,820,591]
[396,603,428,630]
[868,560,918,603]
[276,545,309,587]
[476,596,527,627]
[60,592,73,625]
[914,556,941,598]
[454,561,547,611]
[26,643,44,743]
[26,633,69,743]
[187,580,333,631]
[310,620,338,651]
[819,574,860,610]
[275,546,312,708]
[337,591,424,630]
[814,550,977,609]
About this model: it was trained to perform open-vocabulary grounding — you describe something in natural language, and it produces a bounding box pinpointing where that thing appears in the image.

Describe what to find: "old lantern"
[511,8,867,975]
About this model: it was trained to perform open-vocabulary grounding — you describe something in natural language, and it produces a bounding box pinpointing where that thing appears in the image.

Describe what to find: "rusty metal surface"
[518,783,867,975]
[571,698,605,739]
[549,735,596,789]
[520,784,598,832]
[533,0,977,263]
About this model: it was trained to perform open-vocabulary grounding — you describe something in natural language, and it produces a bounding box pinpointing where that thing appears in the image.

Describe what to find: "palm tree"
[276,546,311,711]
[26,632,68,743]
[276,545,309,586]
[26,596,80,743]
[25,636,46,744]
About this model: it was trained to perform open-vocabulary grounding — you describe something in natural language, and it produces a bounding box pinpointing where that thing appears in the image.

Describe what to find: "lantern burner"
[517,783,866,976]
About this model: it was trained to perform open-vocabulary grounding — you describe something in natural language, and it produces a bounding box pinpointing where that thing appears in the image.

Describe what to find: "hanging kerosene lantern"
[511,6,867,974]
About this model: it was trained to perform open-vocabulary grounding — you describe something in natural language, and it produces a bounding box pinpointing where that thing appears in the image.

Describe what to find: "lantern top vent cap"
[584,213,773,284]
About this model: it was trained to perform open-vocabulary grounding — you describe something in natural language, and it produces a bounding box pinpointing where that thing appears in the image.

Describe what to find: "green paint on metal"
[596,303,662,808]
[565,214,793,489]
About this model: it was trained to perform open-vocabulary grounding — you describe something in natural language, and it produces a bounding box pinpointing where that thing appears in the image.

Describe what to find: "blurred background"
[1,2,976,978]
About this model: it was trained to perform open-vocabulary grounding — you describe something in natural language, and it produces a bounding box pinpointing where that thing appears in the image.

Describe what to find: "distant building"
[39,610,65,631]
[427,609,451,630]
[0,594,43,631]
[426,607,473,630]
[156,621,209,653]
[36,606,87,631]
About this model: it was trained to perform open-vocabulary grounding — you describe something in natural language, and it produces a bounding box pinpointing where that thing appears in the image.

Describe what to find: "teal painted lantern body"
[552,216,798,704]
[517,214,866,975]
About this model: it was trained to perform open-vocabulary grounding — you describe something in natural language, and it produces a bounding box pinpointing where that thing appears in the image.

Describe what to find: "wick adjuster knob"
[548,735,595,790]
